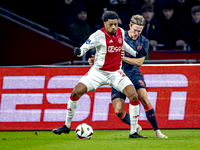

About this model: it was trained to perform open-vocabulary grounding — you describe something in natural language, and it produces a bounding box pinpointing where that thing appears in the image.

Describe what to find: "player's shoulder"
[90,29,105,40]
[140,34,149,43]
[118,27,124,31]
[118,27,125,33]
[93,29,104,36]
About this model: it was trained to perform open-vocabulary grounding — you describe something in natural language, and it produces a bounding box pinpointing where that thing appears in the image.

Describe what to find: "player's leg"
[112,97,130,124]
[111,88,142,133]
[53,67,102,135]
[137,88,168,138]
[122,84,147,138]
[52,82,87,134]
[65,82,87,127]
[111,88,130,124]
[112,71,146,138]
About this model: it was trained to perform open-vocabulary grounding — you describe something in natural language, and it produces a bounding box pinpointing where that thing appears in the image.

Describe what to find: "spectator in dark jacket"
[156,2,185,49]
[68,6,92,46]
[140,4,161,50]
[181,5,200,50]
[107,0,140,30]
[49,0,86,36]
[174,0,191,25]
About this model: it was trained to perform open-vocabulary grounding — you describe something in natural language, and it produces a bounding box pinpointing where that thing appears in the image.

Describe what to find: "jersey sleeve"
[78,30,101,57]
[122,41,137,57]
[137,38,149,57]
[120,27,137,57]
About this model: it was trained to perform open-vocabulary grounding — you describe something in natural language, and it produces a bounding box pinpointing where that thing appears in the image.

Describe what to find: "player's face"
[128,24,144,40]
[104,19,118,35]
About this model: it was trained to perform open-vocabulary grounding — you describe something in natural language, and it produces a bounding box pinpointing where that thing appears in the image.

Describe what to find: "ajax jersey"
[79,27,137,72]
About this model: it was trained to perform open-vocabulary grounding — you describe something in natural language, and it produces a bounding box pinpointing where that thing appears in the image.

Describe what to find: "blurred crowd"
[1,0,200,51]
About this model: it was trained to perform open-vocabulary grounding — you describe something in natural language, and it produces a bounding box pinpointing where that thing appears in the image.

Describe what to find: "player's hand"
[88,55,95,66]
[74,47,81,56]
[120,50,125,60]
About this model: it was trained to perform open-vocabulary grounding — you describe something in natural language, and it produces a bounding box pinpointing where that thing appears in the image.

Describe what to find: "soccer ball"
[75,123,93,139]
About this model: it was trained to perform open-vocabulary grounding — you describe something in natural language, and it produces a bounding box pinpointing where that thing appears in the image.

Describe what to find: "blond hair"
[130,14,146,26]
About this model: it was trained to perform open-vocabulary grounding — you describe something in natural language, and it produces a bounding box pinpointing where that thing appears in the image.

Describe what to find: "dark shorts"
[111,74,146,101]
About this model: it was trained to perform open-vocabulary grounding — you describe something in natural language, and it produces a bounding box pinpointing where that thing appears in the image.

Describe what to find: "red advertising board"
[0,65,200,131]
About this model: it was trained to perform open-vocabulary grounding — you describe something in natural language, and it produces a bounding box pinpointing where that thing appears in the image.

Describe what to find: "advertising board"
[0,65,199,130]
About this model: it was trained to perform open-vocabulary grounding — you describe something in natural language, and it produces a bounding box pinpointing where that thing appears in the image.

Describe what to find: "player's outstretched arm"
[122,41,137,57]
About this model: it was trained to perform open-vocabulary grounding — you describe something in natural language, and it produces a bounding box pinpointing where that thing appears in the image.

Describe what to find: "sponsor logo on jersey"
[108,46,122,53]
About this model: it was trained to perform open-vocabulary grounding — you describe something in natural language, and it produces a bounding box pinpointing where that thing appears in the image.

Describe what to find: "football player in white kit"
[53,11,146,138]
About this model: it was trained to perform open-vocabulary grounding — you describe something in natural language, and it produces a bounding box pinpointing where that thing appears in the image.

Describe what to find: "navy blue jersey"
[111,31,149,101]
[122,31,149,77]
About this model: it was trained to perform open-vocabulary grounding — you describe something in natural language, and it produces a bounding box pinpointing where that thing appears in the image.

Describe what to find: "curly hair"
[102,11,119,22]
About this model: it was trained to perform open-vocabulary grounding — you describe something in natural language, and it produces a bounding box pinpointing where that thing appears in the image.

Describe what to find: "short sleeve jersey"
[122,31,149,76]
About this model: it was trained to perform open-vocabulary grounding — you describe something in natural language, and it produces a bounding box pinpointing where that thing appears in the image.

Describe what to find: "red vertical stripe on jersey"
[100,28,123,71]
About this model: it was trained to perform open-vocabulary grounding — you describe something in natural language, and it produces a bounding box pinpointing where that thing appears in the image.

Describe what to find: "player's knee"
[139,97,150,106]
[129,93,138,101]
[115,108,124,118]
[72,83,87,98]
[72,89,83,98]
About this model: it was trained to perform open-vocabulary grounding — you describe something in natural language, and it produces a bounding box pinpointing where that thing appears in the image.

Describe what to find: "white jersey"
[78,27,137,72]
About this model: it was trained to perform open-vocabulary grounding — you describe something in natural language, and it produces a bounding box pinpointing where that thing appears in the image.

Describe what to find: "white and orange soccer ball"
[75,123,93,139]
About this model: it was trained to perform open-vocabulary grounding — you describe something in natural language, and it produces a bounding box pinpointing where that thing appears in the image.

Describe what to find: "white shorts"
[79,67,133,93]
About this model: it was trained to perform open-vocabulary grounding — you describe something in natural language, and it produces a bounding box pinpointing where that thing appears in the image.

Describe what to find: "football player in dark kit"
[89,14,168,138]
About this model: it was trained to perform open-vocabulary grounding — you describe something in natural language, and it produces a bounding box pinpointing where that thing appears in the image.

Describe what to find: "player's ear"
[104,22,106,27]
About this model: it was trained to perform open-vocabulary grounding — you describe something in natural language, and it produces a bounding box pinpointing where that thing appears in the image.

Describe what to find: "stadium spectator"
[181,5,200,50]
[107,0,141,30]
[137,0,163,15]
[190,0,200,7]
[174,0,192,25]
[68,6,92,46]
[140,4,161,50]
[156,2,185,49]
[82,0,108,28]
[93,8,108,32]
[48,0,86,36]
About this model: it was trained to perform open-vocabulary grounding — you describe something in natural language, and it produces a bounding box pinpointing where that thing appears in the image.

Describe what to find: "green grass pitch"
[0,129,200,150]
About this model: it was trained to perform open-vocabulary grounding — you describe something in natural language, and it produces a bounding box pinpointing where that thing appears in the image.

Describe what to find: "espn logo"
[0,74,188,122]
